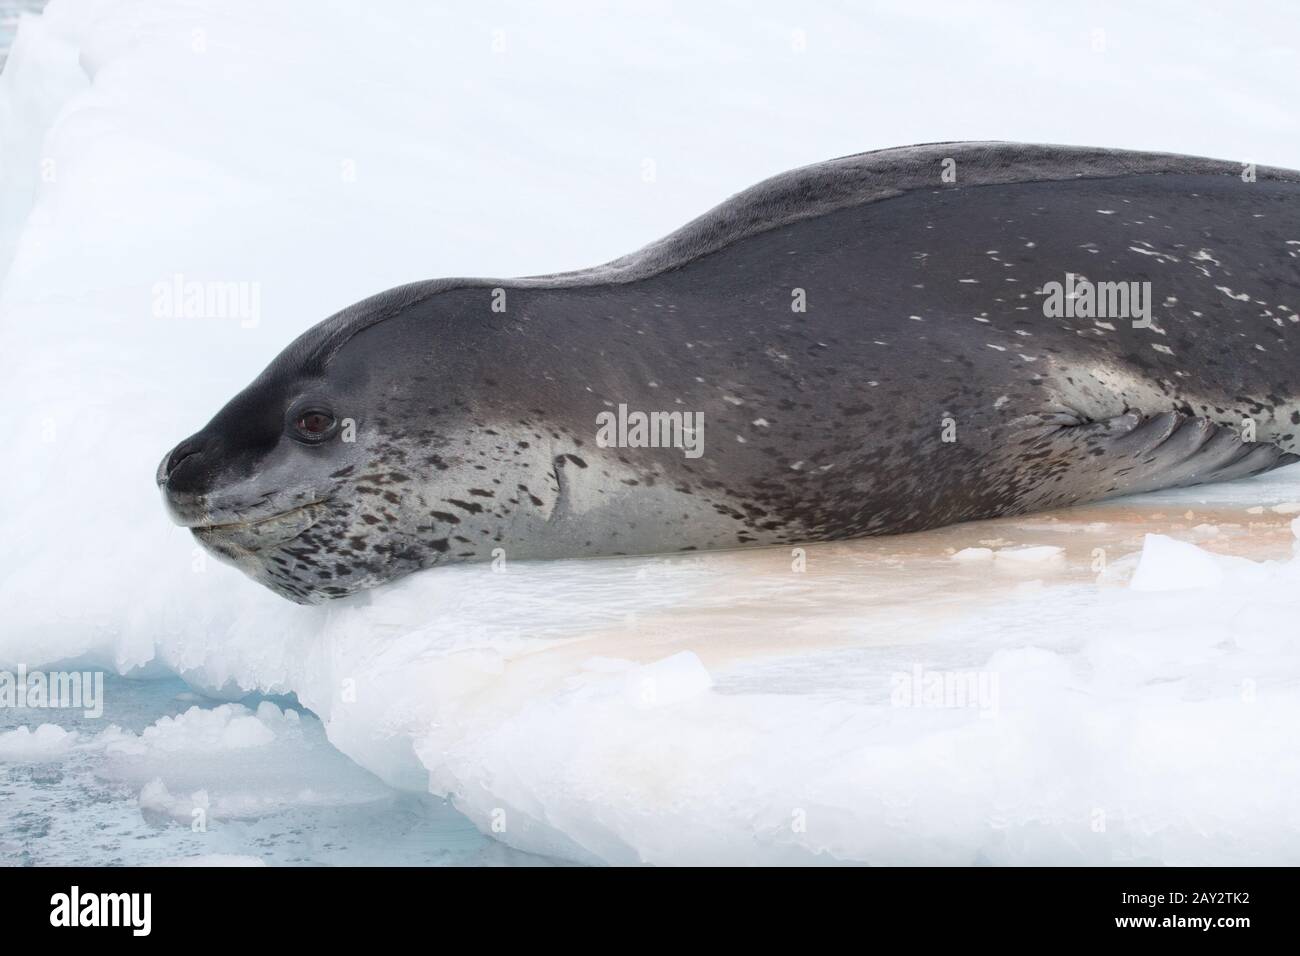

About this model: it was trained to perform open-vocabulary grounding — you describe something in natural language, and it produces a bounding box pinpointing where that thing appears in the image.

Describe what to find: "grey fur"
[297,142,1300,368]
[159,142,1300,603]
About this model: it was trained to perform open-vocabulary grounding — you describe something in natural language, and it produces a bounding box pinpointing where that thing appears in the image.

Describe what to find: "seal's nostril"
[160,438,204,485]
[168,446,199,474]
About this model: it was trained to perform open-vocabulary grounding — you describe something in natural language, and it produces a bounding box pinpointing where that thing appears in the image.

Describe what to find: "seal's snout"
[157,435,206,489]
[158,433,222,528]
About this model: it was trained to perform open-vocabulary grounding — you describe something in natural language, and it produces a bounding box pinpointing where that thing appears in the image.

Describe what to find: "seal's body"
[159,143,1300,603]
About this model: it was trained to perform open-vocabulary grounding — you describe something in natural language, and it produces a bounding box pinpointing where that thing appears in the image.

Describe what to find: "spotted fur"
[159,142,1300,603]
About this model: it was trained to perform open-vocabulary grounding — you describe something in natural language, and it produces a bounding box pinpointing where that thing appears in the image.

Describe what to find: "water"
[0,675,552,866]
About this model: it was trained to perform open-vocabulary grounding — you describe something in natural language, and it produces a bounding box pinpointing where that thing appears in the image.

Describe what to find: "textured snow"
[2,0,1300,865]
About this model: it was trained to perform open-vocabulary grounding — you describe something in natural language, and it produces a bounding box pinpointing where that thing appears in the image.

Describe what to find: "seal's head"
[158,282,559,604]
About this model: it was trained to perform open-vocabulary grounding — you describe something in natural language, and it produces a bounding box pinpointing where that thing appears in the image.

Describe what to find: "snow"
[2,0,1300,865]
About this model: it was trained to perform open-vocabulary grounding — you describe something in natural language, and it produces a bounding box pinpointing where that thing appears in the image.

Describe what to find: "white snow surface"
[2,0,1300,865]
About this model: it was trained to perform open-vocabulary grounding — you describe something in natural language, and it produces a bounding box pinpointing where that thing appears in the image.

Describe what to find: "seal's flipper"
[1016,412,1298,510]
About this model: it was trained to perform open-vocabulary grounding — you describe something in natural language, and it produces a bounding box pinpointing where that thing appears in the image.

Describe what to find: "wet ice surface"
[0,676,547,866]
[351,470,1300,866]
[521,466,1300,678]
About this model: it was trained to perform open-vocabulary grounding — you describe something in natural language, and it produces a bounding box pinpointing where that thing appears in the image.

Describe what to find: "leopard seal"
[158,142,1300,604]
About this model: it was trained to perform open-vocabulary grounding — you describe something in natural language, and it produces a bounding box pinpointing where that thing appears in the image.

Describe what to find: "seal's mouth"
[188,500,331,553]
[188,499,328,533]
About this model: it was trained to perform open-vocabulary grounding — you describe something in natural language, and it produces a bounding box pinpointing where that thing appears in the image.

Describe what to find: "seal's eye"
[291,409,337,443]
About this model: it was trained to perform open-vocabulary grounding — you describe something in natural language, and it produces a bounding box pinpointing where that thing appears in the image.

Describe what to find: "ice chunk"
[100,702,392,820]
[995,545,1064,564]
[0,723,76,759]
[622,652,712,710]
[951,547,994,562]
[1130,534,1224,591]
